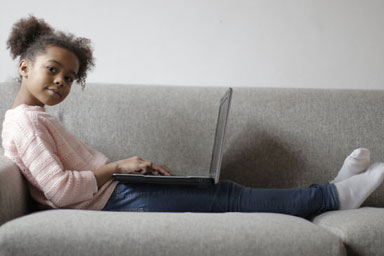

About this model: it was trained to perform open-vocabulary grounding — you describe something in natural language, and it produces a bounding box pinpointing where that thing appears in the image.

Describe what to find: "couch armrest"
[0,148,30,226]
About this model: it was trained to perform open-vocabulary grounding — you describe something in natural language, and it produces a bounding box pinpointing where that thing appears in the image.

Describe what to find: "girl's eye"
[47,66,56,73]
[65,76,74,83]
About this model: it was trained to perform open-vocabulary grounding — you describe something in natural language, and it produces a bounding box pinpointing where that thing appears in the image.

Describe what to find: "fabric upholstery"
[312,207,384,256]
[0,210,346,256]
[0,148,30,226]
[1,82,383,256]
[6,83,381,205]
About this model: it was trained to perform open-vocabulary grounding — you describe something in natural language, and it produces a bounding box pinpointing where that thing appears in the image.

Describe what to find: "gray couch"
[0,82,383,256]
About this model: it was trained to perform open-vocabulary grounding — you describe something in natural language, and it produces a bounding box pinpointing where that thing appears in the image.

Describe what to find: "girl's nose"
[54,77,64,87]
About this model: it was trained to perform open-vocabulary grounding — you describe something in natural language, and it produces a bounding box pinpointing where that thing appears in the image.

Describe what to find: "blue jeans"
[102,180,339,218]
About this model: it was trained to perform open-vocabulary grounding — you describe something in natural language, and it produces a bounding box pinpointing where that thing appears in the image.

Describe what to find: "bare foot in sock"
[335,162,384,210]
[330,148,370,184]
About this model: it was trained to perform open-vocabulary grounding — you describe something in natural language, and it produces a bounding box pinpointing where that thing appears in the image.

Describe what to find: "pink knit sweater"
[1,104,118,210]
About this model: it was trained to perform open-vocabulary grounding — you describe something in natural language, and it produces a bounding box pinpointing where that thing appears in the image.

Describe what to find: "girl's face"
[18,45,80,107]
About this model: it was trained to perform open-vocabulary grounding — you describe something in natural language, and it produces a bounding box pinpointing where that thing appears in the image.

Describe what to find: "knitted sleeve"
[20,132,99,208]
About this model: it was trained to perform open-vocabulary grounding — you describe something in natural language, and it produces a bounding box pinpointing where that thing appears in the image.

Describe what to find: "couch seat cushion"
[312,207,384,256]
[0,210,345,256]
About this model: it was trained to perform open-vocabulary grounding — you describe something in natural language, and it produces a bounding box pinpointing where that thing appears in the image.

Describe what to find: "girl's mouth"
[47,88,61,98]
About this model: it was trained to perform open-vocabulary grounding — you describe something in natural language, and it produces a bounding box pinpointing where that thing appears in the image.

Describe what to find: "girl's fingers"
[143,160,152,169]
[139,167,147,174]
[164,166,175,176]
[154,164,174,176]
[135,160,174,176]
[159,165,174,176]
[137,162,151,174]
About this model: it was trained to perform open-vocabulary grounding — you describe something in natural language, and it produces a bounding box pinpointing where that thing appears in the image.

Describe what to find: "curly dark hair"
[6,15,94,88]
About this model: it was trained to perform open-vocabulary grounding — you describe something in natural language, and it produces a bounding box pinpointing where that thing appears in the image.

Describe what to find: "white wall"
[1,0,383,89]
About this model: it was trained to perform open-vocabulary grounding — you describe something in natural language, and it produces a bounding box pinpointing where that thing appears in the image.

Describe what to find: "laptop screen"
[209,88,232,182]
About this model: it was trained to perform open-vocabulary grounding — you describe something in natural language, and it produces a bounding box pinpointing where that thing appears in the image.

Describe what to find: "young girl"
[2,16,384,217]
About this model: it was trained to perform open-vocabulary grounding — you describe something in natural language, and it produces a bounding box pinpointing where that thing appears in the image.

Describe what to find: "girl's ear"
[18,59,31,78]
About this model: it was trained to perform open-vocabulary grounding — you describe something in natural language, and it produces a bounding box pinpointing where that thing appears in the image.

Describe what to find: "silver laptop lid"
[209,88,233,183]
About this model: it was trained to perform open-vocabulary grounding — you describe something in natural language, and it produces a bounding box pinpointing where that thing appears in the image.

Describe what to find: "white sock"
[335,162,384,210]
[330,148,370,183]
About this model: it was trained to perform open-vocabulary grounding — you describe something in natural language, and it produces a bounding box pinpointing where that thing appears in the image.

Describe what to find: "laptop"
[112,87,233,187]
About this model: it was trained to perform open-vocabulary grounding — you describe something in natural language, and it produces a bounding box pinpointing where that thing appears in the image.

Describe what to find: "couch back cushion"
[1,82,383,213]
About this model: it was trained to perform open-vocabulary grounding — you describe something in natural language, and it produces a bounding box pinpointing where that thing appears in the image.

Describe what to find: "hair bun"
[7,15,54,59]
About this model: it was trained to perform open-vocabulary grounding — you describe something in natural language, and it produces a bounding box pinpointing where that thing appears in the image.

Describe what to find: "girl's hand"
[114,156,175,176]
[151,163,175,176]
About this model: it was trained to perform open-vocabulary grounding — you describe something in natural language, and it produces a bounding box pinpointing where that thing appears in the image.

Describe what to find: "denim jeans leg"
[236,183,339,218]
[102,181,241,212]
[102,181,339,218]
